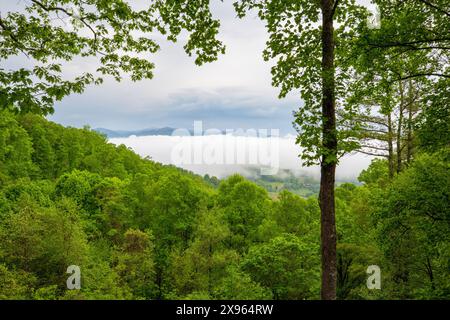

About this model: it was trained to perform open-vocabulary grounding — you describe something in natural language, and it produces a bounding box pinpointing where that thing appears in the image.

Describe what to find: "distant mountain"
[95,127,285,138]
[95,127,178,138]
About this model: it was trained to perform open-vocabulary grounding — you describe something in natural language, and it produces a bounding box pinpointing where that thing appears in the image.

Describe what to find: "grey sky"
[2,0,378,178]
[3,0,376,133]
[44,1,299,132]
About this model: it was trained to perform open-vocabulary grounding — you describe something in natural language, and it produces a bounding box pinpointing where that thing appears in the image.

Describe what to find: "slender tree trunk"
[208,243,212,294]
[156,267,163,299]
[406,105,413,163]
[397,80,404,173]
[426,257,435,291]
[387,112,395,178]
[406,80,414,163]
[319,0,337,300]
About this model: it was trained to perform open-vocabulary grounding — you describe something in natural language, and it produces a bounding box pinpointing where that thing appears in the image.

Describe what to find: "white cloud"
[110,135,373,181]
[4,0,380,144]
[45,0,298,130]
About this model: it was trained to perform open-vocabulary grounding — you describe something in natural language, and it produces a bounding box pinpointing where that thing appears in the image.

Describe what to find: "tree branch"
[30,0,98,46]
[0,16,32,57]
[416,0,450,18]
[393,73,450,82]
[331,0,340,18]
[356,149,389,157]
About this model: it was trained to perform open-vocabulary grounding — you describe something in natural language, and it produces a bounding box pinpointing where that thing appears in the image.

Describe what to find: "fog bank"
[110,135,374,181]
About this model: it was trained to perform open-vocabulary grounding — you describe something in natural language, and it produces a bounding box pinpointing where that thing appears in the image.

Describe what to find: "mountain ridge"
[95,127,177,138]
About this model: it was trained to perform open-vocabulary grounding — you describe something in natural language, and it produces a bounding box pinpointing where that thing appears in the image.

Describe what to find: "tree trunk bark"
[388,112,395,178]
[320,0,337,300]
[397,80,404,173]
[406,80,414,164]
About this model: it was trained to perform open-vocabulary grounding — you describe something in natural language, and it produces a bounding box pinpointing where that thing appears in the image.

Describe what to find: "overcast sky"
[45,1,299,132]
[3,0,376,133]
[3,0,377,179]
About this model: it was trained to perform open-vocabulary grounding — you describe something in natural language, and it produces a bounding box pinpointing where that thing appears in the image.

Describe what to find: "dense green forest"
[0,111,448,299]
[1,0,449,301]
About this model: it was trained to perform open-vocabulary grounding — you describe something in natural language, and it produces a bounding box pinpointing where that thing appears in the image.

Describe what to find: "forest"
[0,0,449,300]
[0,110,448,299]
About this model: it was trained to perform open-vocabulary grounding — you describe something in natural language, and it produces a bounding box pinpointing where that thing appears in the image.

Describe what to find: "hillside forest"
[0,0,449,300]
[0,110,448,299]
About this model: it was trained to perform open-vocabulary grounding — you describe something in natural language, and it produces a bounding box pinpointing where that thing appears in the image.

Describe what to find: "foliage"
[234,0,368,164]
[0,0,224,114]
[0,111,448,300]
[0,0,449,300]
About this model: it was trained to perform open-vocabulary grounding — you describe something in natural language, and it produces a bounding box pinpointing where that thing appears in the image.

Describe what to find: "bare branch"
[356,149,389,157]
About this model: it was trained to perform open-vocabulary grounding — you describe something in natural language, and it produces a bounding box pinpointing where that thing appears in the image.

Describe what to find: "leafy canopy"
[234,0,369,165]
[0,0,225,114]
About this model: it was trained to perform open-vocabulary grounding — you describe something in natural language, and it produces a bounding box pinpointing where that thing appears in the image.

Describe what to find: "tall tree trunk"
[397,80,404,173]
[319,0,337,300]
[406,80,414,164]
[387,112,395,178]
[406,106,413,164]
[426,256,435,291]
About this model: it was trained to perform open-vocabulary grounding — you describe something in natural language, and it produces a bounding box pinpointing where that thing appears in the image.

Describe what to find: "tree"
[146,171,209,298]
[334,184,383,299]
[242,234,320,299]
[234,0,369,299]
[346,0,449,178]
[0,194,88,295]
[213,266,271,300]
[0,0,225,114]
[347,13,440,176]
[415,78,450,152]
[372,150,450,298]
[217,175,270,251]
[346,77,424,177]
[114,229,156,299]
[361,0,450,81]
[0,264,34,299]
[271,190,319,238]
[0,111,35,182]
[168,209,239,298]
[358,158,389,186]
